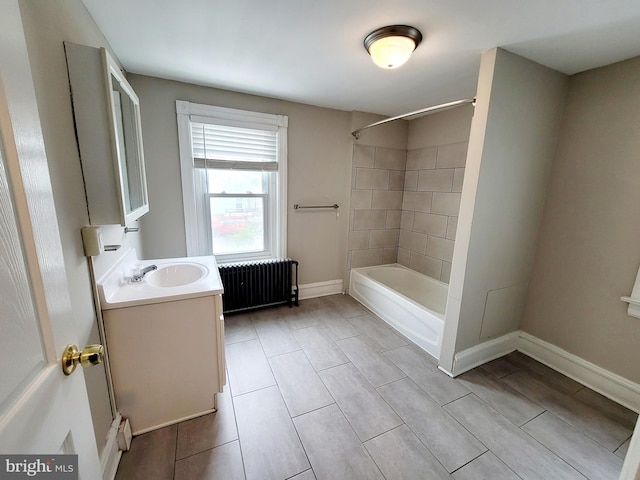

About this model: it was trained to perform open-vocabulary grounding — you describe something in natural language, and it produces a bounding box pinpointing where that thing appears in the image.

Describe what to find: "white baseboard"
[451,331,519,376]
[448,330,640,413]
[517,331,640,413]
[298,279,343,300]
[101,413,123,480]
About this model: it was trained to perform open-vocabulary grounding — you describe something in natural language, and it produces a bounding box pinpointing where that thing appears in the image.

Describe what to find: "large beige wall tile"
[427,236,455,263]
[418,169,454,192]
[372,191,403,210]
[446,217,458,240]
[441,262,452,283]
[351,249,384,268]
[404,171,419,191]
[397,248,410,266]
[375,148,407,170]
[349,231,370,250]
[400,211,415,230]
[353,144,375,167]
[386,210,402,229]
[356,168,390,190]
[389,171,405,191]
[351,190,373,209]
[431,192,461,216]
[406,147,437,170]
[410,253,442,279]
[370,229,400,248]
[436,142,468,169]
[383,247,398,264]
[453,168,465,193]
[402,191,433,213]
[353,210,387,230]
[413,213,448,237]
[399,230,428,254]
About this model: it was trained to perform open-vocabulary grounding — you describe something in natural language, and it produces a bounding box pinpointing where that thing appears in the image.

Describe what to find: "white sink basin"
[97,249,223,309]
[146,263,208,287]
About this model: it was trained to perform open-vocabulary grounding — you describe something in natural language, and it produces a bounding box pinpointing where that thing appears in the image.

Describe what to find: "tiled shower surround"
[348,141,468,284]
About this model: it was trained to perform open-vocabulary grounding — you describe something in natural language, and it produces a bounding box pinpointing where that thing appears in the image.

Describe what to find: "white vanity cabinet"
[102,295,225,435]
[98,251,225,435]
[65,42,149,226]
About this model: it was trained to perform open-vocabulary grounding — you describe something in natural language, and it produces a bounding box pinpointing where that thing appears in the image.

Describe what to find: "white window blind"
[191,122,279,171]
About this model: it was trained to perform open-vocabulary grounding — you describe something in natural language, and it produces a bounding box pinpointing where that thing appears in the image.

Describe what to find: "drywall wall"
[19,0,144,455]
[440,48,568,370]
[129,74,352,286]
[407,105,474,151]
[521,55,640,384]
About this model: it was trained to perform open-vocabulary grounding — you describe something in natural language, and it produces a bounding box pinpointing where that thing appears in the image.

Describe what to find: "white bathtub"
[349,263,447,359]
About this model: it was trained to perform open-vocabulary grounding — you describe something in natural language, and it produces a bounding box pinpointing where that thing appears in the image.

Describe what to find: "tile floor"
[115,294,637,480]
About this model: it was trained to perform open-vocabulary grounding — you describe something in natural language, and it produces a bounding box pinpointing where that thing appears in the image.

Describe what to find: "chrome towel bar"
[294,204,339,210]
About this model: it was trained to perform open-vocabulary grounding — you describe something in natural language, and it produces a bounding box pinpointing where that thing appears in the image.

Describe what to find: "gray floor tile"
[225,314,258,344]
[503,370,632,451]
[226,339,276,396]
[452,451,519,480]
[522,411,623,480]
[457,368,544,426]
[335,335,406,387]
[269,350,334,417]
[293,404,384,480]
[322,294,369,318]
[478,356,520,379]
[174,441,245,480]
[310,307,360,340]
[281,308,318,330]
[289,469,316,480]
[615,438,631,459]
[176,384,238,460]
[293,326,349,371]
[234,386,310,480]
[385,345,469,405]
[378,378,486,472]
[254,318,301,357]
[504,351,583,394]
[345,314,408,352]
[319,363,402,441]
[364,425,452,480]
[573,387,638,431]
[115,425,176,480]
[445,394,585,480]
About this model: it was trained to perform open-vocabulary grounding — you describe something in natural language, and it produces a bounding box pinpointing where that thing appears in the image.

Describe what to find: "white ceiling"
[82,0,640,116]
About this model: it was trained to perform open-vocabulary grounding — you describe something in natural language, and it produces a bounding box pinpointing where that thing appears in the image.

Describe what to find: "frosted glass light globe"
[368,35,417,69]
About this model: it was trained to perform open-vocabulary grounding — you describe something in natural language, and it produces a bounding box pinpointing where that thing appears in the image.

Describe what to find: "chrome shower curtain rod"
[351,97,476,139]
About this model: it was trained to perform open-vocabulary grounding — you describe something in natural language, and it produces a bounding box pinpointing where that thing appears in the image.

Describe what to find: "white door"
[0,2,101,478]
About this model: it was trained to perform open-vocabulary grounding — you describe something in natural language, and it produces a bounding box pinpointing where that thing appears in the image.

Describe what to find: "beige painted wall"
[441,48,568,369]
[521,56,640,384]
[407,105,474,151]
[129,75,352,285]
[19,0,144,455]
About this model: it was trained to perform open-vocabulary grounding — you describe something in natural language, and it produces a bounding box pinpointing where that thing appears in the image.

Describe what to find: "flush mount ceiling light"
[364,25,423,69]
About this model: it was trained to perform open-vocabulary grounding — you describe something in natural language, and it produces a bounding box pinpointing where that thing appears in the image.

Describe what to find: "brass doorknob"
[61,344,104,376]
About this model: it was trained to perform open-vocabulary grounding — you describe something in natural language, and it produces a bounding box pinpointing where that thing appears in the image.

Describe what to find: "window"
[177,101,287,263]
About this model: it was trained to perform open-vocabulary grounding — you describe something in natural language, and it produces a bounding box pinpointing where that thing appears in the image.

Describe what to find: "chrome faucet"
[130,264,158,283]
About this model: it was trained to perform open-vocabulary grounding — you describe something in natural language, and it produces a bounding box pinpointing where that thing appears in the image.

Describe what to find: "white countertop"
[97,249,224,310]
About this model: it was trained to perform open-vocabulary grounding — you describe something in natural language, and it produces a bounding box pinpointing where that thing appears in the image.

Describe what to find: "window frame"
[176,100,288,262]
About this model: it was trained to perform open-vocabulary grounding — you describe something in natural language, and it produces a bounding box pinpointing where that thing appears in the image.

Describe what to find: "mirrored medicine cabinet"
[65,42,149,226]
